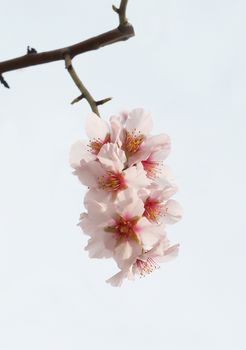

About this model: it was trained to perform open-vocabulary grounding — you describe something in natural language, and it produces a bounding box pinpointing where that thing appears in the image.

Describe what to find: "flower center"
[142,158,162,179]
[105,215,140,243]
[135,257,159,277]
[144,197,164,223]
[98,172,126,192]
[88,133,111,155]
[123,130,144,156]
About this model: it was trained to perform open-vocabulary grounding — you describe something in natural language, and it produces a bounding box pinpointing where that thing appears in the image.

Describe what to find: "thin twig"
[0,74,10,88]
[65,55,100,116]
[96,97,113,106]
[71,94,84,105]
[113,0,129,27]
[65,56,112,117]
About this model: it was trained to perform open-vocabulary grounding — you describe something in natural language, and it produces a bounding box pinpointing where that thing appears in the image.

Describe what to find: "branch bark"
[0,1,134,76]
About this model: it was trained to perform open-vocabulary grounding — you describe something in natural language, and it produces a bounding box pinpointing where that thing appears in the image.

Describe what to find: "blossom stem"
[65,55,101,116]
[113,0,129,27]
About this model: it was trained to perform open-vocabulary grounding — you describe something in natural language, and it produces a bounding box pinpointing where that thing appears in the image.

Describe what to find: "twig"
[70,94,85,105]
[113,0,129,27]
[65,55,111,117]
[0,74,10,88]
[0,1,134,76]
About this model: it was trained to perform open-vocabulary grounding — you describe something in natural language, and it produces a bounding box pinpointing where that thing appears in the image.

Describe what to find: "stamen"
[88,133,111,155]
[135,257,159,277]
[142,158,163,179]
[123,129,144,156]
[144,197,165,223]
[105,215,140,243]
[98,172,127,192]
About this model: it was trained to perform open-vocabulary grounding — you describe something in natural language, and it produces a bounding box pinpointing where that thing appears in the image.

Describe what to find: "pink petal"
[145,133,171,161]
[97,143,126,172]
[163,199,183,224]
[115,188,145,218]
[156,243,180,263]
[137,217,163,249]
[124,163,151,189]
[85,237,113,259]
[114,241,142,269]
[126,108,153,135]
[154,164,177,187]
[109,111,128,145]
[106,267,134,287]
[84,189,114,225]
[74,160,105,187]
[69,140,93,168]
[85,113,110,140]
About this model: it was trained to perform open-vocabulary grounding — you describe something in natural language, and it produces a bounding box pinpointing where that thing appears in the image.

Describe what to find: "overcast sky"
[1,0,246,349]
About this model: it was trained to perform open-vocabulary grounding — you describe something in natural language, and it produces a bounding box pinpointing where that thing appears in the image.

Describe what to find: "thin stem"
[65,55,100,116]
[113,0,129,27]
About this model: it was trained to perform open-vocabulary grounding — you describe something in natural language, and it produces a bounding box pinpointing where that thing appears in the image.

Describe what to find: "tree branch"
[0,0,133,117]
[0,0,134,77]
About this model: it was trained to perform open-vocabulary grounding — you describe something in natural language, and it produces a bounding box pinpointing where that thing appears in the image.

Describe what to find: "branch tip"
[112,5,119,14]
[96,97,113,106]
[71,94,85,105]
[0,74,10,88]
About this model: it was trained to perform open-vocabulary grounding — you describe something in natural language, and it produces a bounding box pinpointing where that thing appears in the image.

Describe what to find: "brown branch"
[0,0,133,117]
[0,1,134,76]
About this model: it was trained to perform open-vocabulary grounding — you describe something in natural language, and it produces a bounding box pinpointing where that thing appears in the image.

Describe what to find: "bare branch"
[1,1,133,117]
[0,1,134,75]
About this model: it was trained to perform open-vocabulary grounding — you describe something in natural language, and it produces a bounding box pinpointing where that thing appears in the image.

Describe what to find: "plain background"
[1,0,245,349]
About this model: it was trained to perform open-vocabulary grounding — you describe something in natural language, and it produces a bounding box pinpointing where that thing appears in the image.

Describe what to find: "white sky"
[1,0,245,349]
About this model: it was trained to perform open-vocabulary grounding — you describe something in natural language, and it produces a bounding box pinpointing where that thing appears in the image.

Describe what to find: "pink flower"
[80,188,164,268]
[107,236,179,287]
[70,108,182,286]
[139,185,182,224]
[69,113,111,167]
[72,143,150,193]
[110,109,152,163]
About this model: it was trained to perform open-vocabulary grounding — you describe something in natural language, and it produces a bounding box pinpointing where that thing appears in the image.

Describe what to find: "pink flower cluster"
[70,109,182,286]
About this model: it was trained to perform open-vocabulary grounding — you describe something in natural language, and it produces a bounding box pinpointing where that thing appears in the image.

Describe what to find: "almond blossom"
[140,184,183,224]
[71,143,150,194]
[80,188,164,269]
[69,112,112,167]
[106,236,180,287]
[70,108,182,286]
